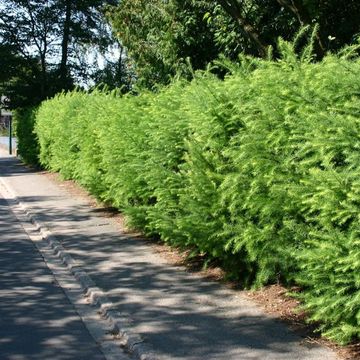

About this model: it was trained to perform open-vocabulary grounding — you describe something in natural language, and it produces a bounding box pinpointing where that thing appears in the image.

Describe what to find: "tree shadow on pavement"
[51,227,331,360]
[0,197,105,360]
[0,156,40,177]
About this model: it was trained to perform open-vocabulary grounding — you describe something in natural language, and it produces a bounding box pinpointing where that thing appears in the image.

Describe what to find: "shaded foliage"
[14,107,39,165]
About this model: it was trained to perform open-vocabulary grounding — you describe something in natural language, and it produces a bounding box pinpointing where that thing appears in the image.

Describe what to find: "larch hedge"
[33,42,360,344]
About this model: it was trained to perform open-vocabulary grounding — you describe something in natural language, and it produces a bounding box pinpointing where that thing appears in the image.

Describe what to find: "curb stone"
[0,176,157,360]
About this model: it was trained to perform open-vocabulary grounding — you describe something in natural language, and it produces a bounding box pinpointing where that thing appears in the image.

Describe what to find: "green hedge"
[34,42,360,344]
[14,107,39,165]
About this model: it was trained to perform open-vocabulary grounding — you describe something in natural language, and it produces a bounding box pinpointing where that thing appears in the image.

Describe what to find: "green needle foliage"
[14,107,39,165]
[34,35,360,344]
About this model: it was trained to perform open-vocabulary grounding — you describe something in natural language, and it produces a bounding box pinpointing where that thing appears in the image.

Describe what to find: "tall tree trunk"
[39,52,47,98]
[60,0,71,85]
[24,0,47,97]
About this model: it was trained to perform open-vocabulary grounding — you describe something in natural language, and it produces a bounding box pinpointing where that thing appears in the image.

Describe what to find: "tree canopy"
[107,0,360,88]
[1,0,359,104]
[106,0,220,89]
[0,0,119,108]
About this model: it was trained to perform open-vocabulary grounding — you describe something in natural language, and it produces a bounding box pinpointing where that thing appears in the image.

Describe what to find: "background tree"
[91,41,134,92]
[215,0,360,58]
[0,52,46,109]
[1,0,359,104]
[106,0,221,89]
[0,0,120,109]
[208,1,296,59]
[55,0,119,89]
[108,0,360,90]
[0,0,60,107]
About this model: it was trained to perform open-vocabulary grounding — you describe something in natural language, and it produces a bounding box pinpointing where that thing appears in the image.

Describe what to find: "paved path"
[0,150,339,360]
[0,190,106,359]
[0,136,16,150]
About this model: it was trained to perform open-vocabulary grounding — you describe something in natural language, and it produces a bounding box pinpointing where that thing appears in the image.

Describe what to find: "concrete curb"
[0,177,157,360]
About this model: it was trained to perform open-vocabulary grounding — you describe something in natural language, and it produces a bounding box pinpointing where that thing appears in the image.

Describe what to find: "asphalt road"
[0,193,106,360]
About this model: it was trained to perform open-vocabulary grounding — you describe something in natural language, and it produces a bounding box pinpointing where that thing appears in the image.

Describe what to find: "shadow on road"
[0,197,105,360]
[0,155,39,177]
[0,153,335,360]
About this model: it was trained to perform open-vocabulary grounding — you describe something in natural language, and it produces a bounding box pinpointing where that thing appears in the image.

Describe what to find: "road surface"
[0,192,106,360]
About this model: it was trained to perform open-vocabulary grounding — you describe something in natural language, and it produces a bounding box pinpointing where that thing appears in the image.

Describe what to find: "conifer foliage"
[34,40,360,344]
